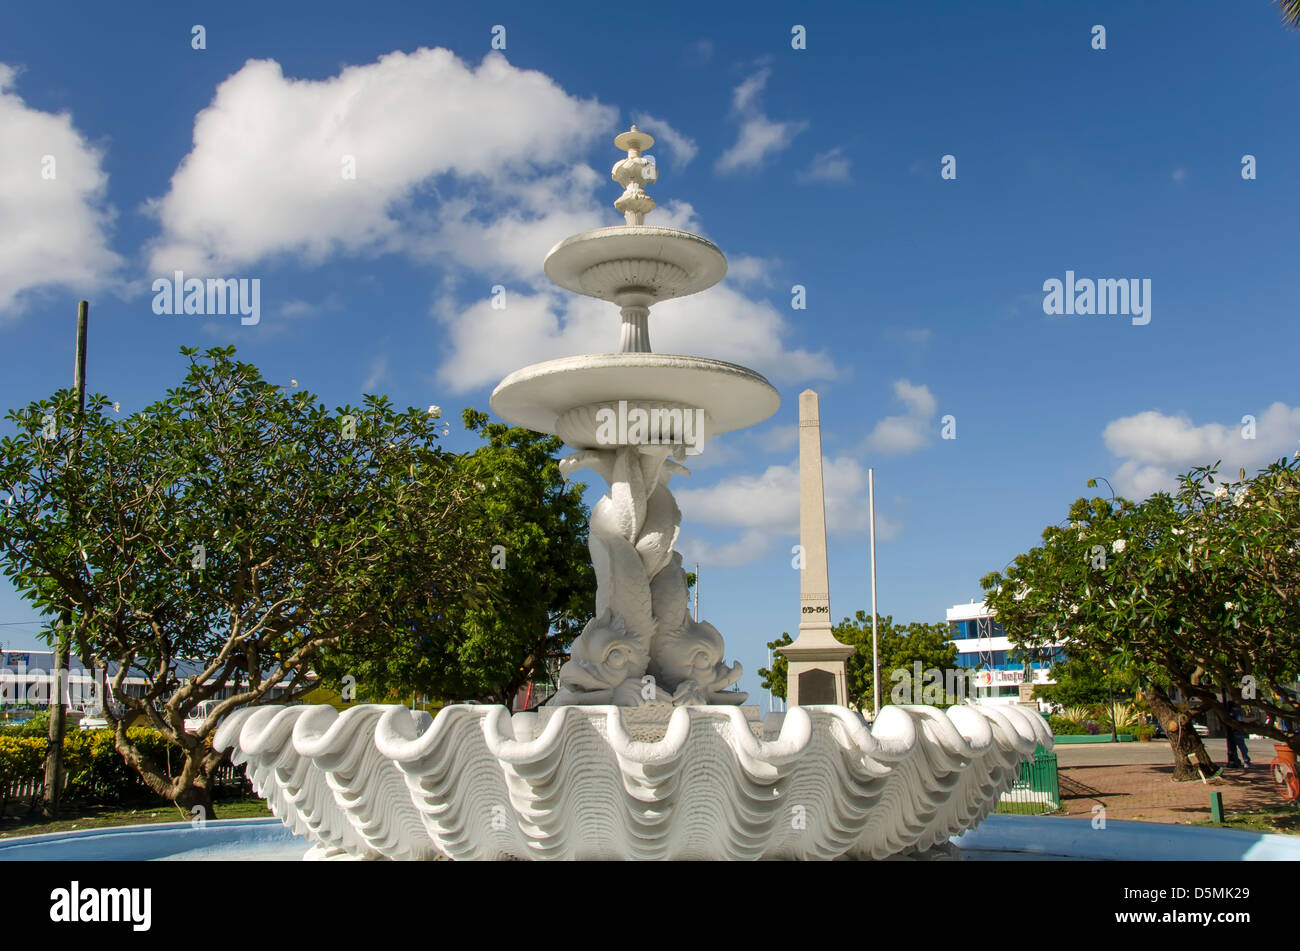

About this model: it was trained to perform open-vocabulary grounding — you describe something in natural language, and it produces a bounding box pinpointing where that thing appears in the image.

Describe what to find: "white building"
[945,600,1066,707]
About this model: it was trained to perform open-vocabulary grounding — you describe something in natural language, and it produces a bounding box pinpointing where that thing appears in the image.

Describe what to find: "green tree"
[1034,655,1135,709]
[0,347,491,814]
[982,459,1300,780]
[320,409,595,706]
[759,612,959,712]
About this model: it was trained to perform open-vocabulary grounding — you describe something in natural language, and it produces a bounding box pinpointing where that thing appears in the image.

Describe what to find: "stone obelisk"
[780,389,853,706]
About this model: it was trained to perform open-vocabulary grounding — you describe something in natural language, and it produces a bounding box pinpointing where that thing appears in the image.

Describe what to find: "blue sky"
[1,1,1298,703]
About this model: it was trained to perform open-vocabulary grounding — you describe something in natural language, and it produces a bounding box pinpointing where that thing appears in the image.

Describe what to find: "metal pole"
[44,300,87,818]
[869,468,880,718]
[693,562,699,622]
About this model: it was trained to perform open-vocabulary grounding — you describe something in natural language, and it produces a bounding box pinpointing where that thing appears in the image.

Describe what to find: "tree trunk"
[41,630,68,819]
[173,774,216,820]
[1144,686,1217,781]
[111,719,218,817]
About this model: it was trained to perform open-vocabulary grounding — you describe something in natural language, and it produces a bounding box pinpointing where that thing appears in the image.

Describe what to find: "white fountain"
[218,126,1051,860]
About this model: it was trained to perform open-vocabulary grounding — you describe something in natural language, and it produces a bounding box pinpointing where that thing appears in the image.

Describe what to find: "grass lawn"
[1195,805,1300,835]
[0,797,272,839]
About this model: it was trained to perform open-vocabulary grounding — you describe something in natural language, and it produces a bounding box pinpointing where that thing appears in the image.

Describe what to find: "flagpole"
[869,467,880,719]
[693,561,699,622]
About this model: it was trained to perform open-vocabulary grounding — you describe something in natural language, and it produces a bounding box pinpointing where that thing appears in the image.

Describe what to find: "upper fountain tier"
[491,126,778,449]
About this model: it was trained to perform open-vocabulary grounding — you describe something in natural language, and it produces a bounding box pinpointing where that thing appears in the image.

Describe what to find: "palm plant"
[1280,0,1300,29]
[1104,702,1141,733]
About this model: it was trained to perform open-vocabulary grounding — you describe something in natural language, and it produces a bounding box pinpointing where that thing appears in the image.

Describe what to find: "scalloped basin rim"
[544,226,727,301]
[215,701,1056,861]
[490,353,780,437]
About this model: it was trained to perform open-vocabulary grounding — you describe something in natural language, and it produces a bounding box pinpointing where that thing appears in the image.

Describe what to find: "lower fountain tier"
[216,702,1054,861]
[490,353,779,449]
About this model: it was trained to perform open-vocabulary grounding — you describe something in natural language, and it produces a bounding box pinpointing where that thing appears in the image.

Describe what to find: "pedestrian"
[1224,700,1252,769]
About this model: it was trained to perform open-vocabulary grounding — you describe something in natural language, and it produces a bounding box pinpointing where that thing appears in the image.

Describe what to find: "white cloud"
[716,68,807,173]
[796,147,851,184]
[632,113,697,168]
[676,528,772,569]
[750,423,798,452]
[1172,167,1188,186]
[726,255,774,286]
[148,49,833,393]
[435,280,836,393]
[362,353,390,392]
[673,453,901,566]
[145,49,616,275]
[0,63,124,318]
[865,379,939,454]
[1104,402,1300,497]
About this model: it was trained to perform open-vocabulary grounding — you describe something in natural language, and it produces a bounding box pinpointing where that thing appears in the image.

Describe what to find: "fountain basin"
[490,352,778,445]
[5,813,1299,861]
[544,226,727,303]
[216,701,1052,861]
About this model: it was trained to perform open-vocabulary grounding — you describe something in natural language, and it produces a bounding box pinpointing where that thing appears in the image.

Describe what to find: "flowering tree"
[0,348,492,814]
[982,457,1300,780]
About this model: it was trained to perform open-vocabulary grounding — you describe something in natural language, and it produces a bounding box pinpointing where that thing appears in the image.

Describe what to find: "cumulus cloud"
[716,68,807,173]
[796,147,851,184]
[676,454,898,536]
[0,63,124,318]
[632,112,697,168]
[865,379,939,454]
[725,255,774,286]
[673,453,901,566]
[144,49,615,275]
[676,528,772,568]
[148,49,831,389]
[435,279,836,393]
[1104,402,1300,498]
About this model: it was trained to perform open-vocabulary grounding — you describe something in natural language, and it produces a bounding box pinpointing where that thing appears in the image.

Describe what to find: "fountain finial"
[612,125,657,225]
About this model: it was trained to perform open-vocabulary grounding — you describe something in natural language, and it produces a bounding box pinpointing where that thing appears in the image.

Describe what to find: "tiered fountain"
[218,126,1051,860]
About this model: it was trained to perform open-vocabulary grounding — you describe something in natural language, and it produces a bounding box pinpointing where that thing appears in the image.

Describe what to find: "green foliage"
[1046,716,1091,736]
[320,408,595,704]
[0,347,494,805]
[759,612,959,711]
[982,458,1300,752]
[6,711,50,735]
[1034,656,1134,708]
[0,728,190,801]
[0,735,45,783]
[1106,702,1141,733]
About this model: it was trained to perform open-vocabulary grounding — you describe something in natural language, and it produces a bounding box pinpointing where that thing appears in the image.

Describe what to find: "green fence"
[996,745,1060,815]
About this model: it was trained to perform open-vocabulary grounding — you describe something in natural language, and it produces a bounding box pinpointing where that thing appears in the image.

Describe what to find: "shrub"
[1059,705,1103,727]
[1104,702,1141,732]
[0,735,45,782]
[1,727,193,803]
[1048,716,1089,735]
